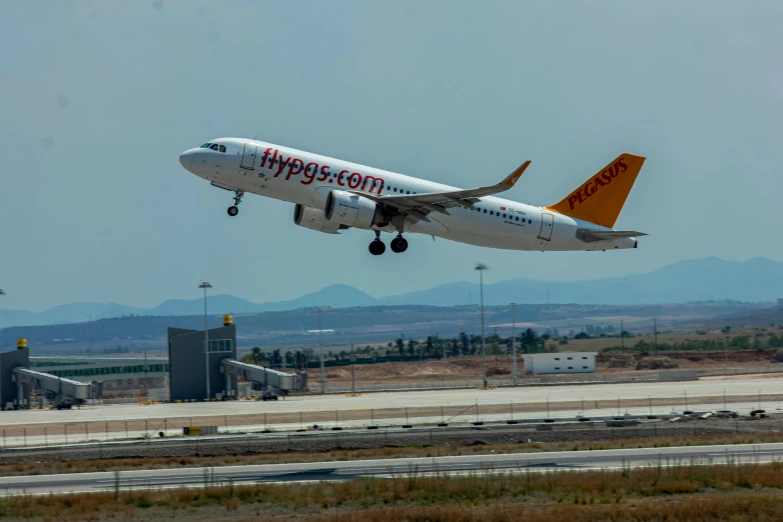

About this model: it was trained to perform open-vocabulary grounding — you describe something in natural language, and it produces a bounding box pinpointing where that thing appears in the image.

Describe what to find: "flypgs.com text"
[260,148,385,195]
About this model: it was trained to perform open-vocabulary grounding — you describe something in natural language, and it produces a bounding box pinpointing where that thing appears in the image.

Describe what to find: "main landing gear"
[368,232,407,256]
[227,190,244,217]
[391,235,408,253]
[369,231,386,256]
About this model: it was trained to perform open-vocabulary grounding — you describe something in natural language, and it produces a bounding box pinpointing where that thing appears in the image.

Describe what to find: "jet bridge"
[13,368,95,408]
[220,359,308,399]
[1,340,99,410]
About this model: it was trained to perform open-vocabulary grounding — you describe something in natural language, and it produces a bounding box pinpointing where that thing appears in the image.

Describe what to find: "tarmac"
[1,376,780,426]
[0,376,780,447]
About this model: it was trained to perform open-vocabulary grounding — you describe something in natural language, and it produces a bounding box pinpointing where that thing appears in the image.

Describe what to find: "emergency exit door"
[240,143,257,170]
[537,212,554,241]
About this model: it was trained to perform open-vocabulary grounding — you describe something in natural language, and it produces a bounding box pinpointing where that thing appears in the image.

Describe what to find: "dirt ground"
[321,350,782,384]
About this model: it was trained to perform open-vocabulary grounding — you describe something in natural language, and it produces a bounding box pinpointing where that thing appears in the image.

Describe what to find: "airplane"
[179,139,647,255]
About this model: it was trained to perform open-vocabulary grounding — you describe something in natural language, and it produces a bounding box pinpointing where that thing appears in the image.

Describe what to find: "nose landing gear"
[227,190,244,217]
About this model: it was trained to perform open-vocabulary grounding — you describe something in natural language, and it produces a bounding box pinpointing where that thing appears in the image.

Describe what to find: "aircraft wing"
[350,161,530,223]
[576,229,648,243]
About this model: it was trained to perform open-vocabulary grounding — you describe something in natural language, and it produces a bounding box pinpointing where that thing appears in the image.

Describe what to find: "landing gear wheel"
[227,206,239,217]
[369,240,386,256]
[390,236,408,253]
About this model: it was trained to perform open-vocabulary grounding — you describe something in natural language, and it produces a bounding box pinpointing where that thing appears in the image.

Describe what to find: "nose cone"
[179,149,195,170]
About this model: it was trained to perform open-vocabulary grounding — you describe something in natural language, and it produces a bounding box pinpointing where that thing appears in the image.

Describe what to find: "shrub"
[606,355,635,368]
[636,356,679,370]
[487,367,511,376]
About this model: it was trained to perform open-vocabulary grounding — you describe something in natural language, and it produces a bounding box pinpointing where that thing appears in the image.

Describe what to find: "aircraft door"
[537,212,554,241]
[240,143,257,170]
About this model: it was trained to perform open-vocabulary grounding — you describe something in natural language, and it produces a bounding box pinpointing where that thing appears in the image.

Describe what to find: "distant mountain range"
[2,257,782,329]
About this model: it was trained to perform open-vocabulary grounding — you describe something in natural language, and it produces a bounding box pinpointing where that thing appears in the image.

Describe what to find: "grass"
[4,429,783,478]
[4,461,783,520]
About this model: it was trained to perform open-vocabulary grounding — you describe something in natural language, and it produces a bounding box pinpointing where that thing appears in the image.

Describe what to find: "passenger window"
[503,214,506,218]
[490,211,494,216]
[528,219,532,224]
[483,209,487,213]
[394,188,397,192]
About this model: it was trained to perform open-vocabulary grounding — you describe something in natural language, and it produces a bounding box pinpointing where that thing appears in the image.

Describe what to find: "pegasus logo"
[567,158,628,210]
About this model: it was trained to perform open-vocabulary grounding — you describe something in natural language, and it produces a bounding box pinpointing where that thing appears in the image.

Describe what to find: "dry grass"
[4,461,783,520]
[300,494,783,522]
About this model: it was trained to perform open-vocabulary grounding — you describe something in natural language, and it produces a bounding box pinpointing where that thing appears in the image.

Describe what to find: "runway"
[1,376,780,426]
[1,442,781,496]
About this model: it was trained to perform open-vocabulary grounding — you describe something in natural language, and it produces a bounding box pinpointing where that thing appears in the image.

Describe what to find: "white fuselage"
[179,138,637,252]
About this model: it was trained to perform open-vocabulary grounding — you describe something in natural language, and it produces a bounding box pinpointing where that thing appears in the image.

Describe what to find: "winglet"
[501,160,531,187]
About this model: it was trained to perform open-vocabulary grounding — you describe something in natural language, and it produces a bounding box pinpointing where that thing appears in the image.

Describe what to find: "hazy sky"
[3,1,783,311]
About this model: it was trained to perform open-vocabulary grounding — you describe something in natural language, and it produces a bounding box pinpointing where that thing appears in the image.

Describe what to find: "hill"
[1,301,770,354]
[2,257,782,329]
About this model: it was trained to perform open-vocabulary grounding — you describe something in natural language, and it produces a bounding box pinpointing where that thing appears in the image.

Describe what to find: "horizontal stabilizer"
[576,229,647,243]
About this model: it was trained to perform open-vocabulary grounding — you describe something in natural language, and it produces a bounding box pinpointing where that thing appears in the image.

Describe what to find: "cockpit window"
[199,142,226,152]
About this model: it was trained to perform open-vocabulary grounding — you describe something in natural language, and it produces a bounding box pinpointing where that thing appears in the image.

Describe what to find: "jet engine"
[293,204,342,234]
[325,190,388,229]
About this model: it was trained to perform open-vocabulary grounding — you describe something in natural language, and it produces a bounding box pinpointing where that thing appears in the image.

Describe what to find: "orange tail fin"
[546,153,645,228]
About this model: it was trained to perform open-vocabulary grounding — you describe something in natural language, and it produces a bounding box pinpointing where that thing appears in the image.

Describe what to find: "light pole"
[199,281,212,400]
[620,319,625,353]
[351,341,356,394]
[511,302,517,386]
[653,317,658,354]
[318,308,325,394]
[86,315,93,355]
[475,263,488,389]
[724,335,729,364]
